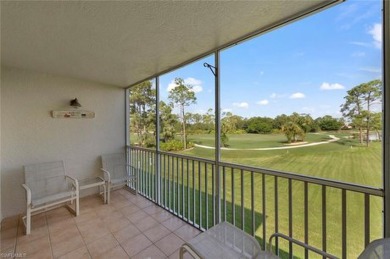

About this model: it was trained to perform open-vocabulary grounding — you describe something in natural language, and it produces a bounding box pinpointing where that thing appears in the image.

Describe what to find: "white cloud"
[360,67,381,73]
[289,92,305,99]
[167,77,203,93]
[349,41,371,48]
[233,102,249,109]
[270,93,277,99]
[352,51,365,57]
[368,23,382,49]
[221,108,232,113]
[257,99,269,105]
[320,82,345,90]
[191,85,203,93]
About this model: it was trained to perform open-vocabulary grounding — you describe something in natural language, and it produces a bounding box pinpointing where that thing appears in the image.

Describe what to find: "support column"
[156,77,161,205]
[383,0,390,238]
[215,51,221,225]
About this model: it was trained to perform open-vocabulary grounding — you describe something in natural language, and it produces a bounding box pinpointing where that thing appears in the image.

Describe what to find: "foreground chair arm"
[269,233,338,259]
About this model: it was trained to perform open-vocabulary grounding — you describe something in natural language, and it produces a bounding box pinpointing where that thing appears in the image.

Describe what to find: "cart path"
[194,135,340,151]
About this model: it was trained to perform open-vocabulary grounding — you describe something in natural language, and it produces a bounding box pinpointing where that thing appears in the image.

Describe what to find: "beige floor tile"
[119,205,139,218]
[15,235,51,258]
[17,223,49,247]
[121,233,152,257]
[95,245,129,259]
[127,210,148,224]
[86,233,118,258]
[46,207,74,223]
[97,209,123,221]
[74,210,99,225]
[94,205,118,219]
[49,223,79,242]
[77,218,111,244]
[155,233,185,256]
[143,224,171,243]
[1,215,20,230]
[174,224,201,242]
[132,244,167,259]
[135,215,159,232]
[58,245,91,259]
[152,211,173,223]
[134,199,154,209]
[51,229,84,258]
[3,192,204,259]
[143,205,165,216]
[161,217,185,232]
[112,223,141,244]
[110,199,131,209]
[1,226,18,251]
[104,216,131,233]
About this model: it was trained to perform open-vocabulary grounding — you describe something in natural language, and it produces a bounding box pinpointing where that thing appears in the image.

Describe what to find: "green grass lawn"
[132,132,383,258]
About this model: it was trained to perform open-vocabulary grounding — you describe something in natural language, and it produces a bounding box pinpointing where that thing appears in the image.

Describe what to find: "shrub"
[160,140,194,151]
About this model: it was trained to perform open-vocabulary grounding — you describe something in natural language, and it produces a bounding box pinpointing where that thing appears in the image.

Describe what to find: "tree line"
[130,78,382,150]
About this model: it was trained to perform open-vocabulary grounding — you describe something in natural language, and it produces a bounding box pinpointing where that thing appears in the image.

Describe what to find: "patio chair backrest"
[101,153,128,179]
[24,161,68,199]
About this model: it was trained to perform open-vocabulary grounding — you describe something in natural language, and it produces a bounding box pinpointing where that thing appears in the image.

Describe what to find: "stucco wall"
[0,67,126,219]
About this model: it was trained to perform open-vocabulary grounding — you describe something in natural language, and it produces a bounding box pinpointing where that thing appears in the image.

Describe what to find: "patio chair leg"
[75,195,79,216]
[107,183,111,204]
[26,208,31,235]
[103,185,107,204]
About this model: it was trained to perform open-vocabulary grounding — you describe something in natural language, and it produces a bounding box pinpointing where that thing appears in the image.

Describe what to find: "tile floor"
[1,189,201,258]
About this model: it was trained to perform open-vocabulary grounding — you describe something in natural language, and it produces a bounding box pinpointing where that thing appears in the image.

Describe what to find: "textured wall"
[0,67,125,219]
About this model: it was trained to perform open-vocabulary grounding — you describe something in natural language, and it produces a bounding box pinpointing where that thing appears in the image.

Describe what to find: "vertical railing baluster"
[289,179,293,258]
[342,189,347,259]
[232,168,235,226]
[163,154,165,208]
[223,166,226,222]
[176,157,179,214]
[212,164,215,227]
[251,171,255,237]
[205,163,209,229]
[199,161,202,229]
[193,160,195,225]
[262,174,266,250]
[187,159,190,221]
[364,194,370,247]
[304,182,309,259]
[241,169,244,231]
[274,176,279,253]
[168,156,171,210]
[322,186,327,258]
[181,158,184,218]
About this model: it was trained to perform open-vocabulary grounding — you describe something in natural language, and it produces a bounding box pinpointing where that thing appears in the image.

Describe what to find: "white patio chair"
[22,161,79,235]
[101,153,137,203]
[358,238,390,258]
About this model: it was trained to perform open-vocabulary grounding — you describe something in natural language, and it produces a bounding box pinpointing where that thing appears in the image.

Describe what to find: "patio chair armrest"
[65,175,79,190]
[101,168,111,182]
[22,184,32,205]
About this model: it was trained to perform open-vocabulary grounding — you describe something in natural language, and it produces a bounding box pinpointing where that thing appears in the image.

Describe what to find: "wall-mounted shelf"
[51,110,95,119]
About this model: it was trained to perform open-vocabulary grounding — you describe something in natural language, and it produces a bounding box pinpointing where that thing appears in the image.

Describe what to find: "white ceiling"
[1,0,342,88]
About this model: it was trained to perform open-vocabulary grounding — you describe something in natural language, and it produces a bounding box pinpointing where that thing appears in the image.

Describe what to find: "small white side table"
[78,177,107,204]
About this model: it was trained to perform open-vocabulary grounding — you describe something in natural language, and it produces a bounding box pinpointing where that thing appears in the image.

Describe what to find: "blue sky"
[159,0,382,119]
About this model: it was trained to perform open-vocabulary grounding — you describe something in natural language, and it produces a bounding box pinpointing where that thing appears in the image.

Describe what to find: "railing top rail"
[219,161,384,197]
[127,146,383,197]
[128,145,216,164]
